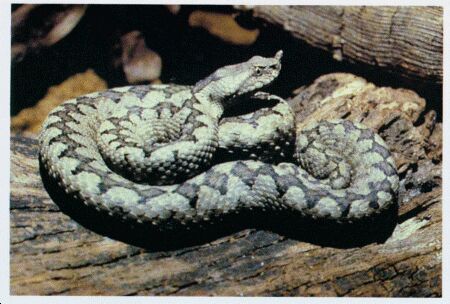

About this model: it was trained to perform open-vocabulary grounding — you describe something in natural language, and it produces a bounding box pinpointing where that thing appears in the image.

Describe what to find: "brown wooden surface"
[237,6,443,84]
[10,73,441,296]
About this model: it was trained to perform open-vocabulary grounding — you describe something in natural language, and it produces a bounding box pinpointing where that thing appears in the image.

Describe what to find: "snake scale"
[39,50,399,237]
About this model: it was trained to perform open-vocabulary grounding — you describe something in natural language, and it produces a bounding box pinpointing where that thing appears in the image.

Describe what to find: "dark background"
[11,5,442,120]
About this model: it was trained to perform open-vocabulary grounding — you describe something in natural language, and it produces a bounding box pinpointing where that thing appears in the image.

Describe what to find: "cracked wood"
[10,73,441,296]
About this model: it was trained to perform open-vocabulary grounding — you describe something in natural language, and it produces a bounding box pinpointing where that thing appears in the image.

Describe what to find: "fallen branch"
[10,73,441,296]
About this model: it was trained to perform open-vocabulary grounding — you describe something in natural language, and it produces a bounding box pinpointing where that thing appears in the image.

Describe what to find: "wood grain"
[10,73,441,296]
[238,6,442,84]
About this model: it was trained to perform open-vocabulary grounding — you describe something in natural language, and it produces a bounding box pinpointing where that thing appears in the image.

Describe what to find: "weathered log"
[10,73,441,296]
[237,6,443,84]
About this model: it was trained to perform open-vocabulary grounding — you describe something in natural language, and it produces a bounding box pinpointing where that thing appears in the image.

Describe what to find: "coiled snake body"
[39,51,399,235]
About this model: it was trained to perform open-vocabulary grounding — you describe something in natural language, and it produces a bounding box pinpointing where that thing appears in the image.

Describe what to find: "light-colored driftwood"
[237,6,442,83]
[10,73,441,296]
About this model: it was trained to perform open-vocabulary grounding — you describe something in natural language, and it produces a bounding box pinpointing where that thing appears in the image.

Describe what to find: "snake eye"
[255,67,262,75]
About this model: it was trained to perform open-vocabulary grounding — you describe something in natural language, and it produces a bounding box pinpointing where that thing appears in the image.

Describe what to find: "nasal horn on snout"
[275,50,283,60]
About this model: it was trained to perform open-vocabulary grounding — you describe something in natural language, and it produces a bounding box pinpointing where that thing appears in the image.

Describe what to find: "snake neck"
[192,84,226,119]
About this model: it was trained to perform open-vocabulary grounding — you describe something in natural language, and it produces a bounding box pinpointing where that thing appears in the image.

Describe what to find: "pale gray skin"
[39,51,399,234]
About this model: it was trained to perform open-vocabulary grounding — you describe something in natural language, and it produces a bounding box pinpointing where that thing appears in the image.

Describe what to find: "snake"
[39,50,399,236]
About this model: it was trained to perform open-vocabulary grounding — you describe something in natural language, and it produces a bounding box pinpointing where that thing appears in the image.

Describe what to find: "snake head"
[193,50,283,104]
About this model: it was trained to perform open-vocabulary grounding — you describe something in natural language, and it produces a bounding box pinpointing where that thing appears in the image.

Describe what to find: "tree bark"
[237,6,443,84]
[10,73,441,296]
